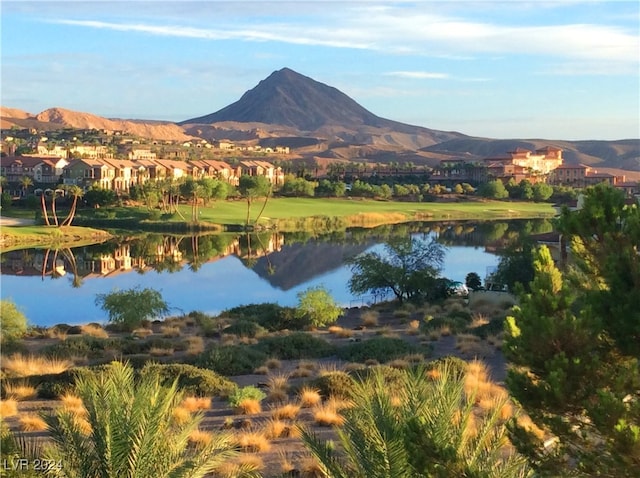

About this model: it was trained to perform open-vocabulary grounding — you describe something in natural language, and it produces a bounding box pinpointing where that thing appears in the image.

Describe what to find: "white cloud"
[50,3,639,72]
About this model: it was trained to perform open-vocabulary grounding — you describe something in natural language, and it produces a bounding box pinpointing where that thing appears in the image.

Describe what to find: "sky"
[1,0,639,140]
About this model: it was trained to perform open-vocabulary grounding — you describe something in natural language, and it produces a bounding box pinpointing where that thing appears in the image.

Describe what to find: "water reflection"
[0,219,552,326]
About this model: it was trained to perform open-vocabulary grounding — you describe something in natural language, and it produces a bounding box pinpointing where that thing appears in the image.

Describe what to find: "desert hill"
[2,107,194,142]
[2,67,638,171]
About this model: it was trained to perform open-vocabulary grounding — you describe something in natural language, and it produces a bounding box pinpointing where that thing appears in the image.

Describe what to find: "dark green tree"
[504,184,640,476]
[347,236,446,303]
[465,272,482,291]
[532,182,553,202]
[479,179,509,199]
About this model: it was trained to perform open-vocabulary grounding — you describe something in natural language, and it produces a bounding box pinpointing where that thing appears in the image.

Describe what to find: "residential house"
[33,157,69,184]
[69,145,114,159]
[239,160,284,185]
[153,159,188,181]
[36,143,68,159]
[128,149,157,161]
[1,156,47,183]
[62,158,114,190]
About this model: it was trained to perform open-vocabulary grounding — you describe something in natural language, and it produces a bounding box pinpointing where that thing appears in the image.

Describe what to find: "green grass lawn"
[181,198,556,227]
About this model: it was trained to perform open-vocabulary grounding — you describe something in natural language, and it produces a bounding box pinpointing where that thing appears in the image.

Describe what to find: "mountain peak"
[181,68,394,130]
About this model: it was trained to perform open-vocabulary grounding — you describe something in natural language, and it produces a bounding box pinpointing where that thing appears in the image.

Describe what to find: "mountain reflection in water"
[0,219,552,326]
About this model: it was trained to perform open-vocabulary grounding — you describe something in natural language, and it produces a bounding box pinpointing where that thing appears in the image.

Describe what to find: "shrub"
[296,286,343,328]
[222,303,303,331]
[41,337,118,359]
[140,363,236,397]
[336,337,418,363]
[421,315,469,335]
[195,345,267,376]
[310,371,356,399]
[223,320,266,338]
[228,386,267,409]
[253,333,335,360]
[95,287,169,332]
[0,300,28,343]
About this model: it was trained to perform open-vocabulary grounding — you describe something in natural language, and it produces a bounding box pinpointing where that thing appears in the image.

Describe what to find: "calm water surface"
[0,220,551,327]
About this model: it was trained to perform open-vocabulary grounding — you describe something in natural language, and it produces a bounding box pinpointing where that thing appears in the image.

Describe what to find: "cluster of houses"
[433,146,638,196]
[0,155,285,195]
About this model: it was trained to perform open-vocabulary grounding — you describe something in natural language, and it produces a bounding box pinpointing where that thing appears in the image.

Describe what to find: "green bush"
[2,368,97,399]
[140,363,236,397]
[296,286,343,328]
[222,303,304,331]
[337,337,418,363]
[41,337,119,359]
[253,332,335,360]
[195,345,267,376]
[310,371,356,399]
[0,300,28,343]
[223,320,266,338]
[351,365,406,396]
[228,385,266,408]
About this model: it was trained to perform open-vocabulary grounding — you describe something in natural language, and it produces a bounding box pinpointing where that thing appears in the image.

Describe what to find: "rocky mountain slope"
[2,68,638,171]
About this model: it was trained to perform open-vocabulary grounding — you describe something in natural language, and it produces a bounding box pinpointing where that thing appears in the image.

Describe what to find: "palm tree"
[19,176,32,197]
[43,361,249,478]
[41,191,51,225]
[61,185,83,226]
[301,362,531,478]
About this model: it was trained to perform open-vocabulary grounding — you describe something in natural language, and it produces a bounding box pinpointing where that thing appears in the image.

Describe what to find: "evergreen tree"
[504,184,640,476]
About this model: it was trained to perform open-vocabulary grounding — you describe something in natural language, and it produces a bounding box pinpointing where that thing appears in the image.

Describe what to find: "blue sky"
[2,1,639,140]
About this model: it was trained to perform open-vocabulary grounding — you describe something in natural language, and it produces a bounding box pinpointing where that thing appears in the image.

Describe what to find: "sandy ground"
[0,216,35,226]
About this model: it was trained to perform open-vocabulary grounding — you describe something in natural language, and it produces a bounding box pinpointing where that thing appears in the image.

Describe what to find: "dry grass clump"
[19,414,48,431]
[235,399,262,415]
[235,454,264,472]
[388,359,410,370]
[343,362,366,373]
[180,396,211,412]
[0,398,18,417]
[405,320,421,335]
[132,327,153,338]
[360,310,379,327]
[172,406,192,425]
[46,327,68,340]
[298,387,322,408]
[160,325,181,338]
[456,334,494,357]
[364,358,380,367]
[325,395,354,411]
[183,336,205,355]
[188,429,213,447]
[80,323,109,338]
[443,299,467,314]
[263,418,288,439]
[149,347,174,357]
[265,358,282,370]
[469,313,490,329]
[272,403,301,420]
[517,414,546,440]
[235,430,271,453]
[464,360,508,406]
[278,450,297,475]
[300,454,325,478]
[312,403,345,427]
[2,354,72,377]
[316,362,340,377]
[60,393,87,417]
[376,326,399,338]
[267,373,290,392]
[3,382,37,401]
[267,388,288,404]
[403,353,425,364]
[327,325,354,338]
[253,365,269,375]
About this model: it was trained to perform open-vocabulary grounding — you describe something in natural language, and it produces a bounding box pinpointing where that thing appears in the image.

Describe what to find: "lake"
[0,219,552,327]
